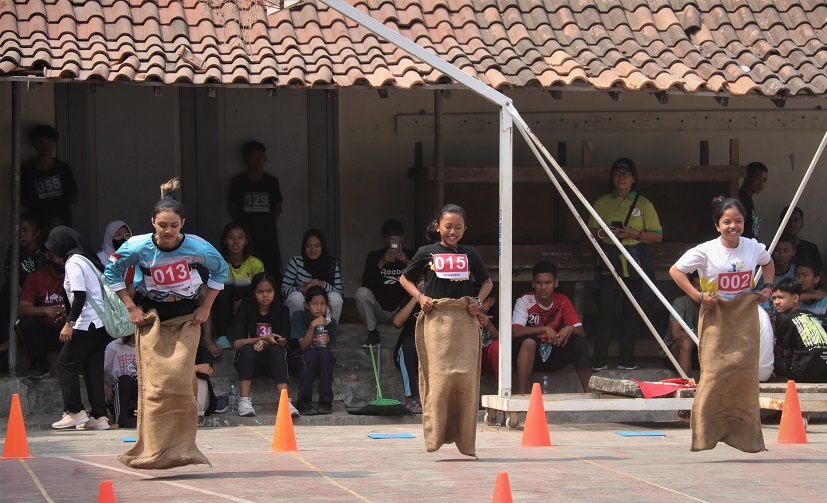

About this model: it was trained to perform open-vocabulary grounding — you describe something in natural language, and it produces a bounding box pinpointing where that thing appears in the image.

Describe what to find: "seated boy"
[772,277,827,383]
[511,261,590,393]
[794,262,827,319]
[661,272,701,377]
[759,233,797,315]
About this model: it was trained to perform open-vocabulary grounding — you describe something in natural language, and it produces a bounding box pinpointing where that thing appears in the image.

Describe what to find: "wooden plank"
[427,165,746,183]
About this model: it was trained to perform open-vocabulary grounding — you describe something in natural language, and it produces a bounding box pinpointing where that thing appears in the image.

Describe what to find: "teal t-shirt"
[290,310,338,348]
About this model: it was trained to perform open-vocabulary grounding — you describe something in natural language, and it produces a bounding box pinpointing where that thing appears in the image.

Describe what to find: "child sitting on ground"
[794,262,827,319]
[291,286,337,416]
[772,277,827,382]
[103,335,138,428]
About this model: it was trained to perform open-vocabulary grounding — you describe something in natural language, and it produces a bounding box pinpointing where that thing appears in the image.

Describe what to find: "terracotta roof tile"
[1,0,826,96]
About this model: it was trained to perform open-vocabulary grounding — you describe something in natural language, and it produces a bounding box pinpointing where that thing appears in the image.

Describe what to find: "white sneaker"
[238,396,255,417]
[288,398,300,418]
[76,416,111,430]
[52,410,89,429]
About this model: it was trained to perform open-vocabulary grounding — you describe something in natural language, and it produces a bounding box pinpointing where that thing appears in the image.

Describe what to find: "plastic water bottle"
[228,380,239,413]
[541,375,550,395]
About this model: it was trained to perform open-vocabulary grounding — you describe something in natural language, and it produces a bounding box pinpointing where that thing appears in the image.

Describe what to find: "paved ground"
[2,418,825,502]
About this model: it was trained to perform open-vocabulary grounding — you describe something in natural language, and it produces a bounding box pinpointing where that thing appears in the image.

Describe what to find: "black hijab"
[300,228,335,283]
[45,226,105,272]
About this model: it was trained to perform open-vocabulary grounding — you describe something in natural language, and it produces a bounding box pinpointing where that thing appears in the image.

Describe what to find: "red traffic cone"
[491,472,513,503]
[271,389,298,451]
[1,394,32,459]
[777,380,808,444]
[97,480,117,503]
[521,383,552,447]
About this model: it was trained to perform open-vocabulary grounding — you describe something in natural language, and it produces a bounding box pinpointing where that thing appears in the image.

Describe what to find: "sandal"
[405,398,422,414]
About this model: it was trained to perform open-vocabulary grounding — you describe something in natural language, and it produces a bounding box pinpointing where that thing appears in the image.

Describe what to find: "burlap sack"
[691,293,766,453]
[416,297,481,457]
[118,311,211,469]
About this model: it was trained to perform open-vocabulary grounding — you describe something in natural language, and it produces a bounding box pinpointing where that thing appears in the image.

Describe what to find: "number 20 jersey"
[674,237,771,301]
[104,233,228,302]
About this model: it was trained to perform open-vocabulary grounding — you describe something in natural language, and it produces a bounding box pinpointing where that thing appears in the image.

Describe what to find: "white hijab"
[97,220,131,263]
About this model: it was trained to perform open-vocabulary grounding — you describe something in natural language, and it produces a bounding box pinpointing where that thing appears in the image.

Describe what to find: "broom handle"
[369,345,384,399]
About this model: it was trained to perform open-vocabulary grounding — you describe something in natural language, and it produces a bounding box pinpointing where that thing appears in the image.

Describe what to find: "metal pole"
[497,108,514,396]
[757,130,827,280]
[8,82,23,377]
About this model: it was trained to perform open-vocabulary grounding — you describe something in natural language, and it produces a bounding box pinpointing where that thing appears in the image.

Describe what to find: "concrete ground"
[2,417,825,502]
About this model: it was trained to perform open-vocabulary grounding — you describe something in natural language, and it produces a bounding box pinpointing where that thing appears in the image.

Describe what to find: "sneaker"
[360,329,381,348]
[77,416,110,430]
[288,398,300,418]
[52,410,89,429]
[617,364,640,370]
[298,400,317,416]
[27,366,50,380]
[214,394,229,414]
[316,402,333,415]
[591,365,608,372]
[238,396,256,417]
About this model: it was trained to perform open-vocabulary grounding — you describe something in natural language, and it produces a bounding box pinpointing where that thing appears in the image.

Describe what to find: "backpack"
[75,255,136,338]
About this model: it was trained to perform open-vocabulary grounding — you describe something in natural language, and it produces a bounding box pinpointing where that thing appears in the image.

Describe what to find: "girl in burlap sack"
[104,178,228,469]
[400,204,493,456]
[669,196,775,453]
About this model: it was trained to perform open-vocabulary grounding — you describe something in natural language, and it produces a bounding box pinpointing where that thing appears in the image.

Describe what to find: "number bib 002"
[716,270,752,299]
[146,258,201,295]
[431,253,470,280]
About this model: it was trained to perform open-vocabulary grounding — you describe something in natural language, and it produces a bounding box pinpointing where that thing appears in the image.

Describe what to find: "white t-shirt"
[104,339,137,382]
[674,237,771,300]
[64,255,104,331]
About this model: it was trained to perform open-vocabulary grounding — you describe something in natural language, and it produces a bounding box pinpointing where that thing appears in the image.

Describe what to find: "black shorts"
[512,334,591,372]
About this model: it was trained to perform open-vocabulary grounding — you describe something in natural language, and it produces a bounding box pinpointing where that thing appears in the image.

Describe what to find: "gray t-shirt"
[662,295,699,354]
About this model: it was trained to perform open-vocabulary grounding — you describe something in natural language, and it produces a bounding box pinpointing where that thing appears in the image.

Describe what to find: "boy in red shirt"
[511,261,591,393]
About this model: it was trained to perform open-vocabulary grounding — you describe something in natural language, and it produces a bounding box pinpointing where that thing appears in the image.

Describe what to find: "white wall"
[338,87,827,296]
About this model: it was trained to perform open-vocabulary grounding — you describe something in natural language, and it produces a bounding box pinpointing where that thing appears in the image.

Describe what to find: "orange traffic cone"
[1,394,32,459]
[777,380,807,444]
[491,472,513,503]
[97,480,117,503]
[521,382,551,447]
[271,389,298,451]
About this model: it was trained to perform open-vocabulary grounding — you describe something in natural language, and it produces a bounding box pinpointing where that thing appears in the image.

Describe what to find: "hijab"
[300,228,335,283]
[45,226,105,272]
[97,220,131,263]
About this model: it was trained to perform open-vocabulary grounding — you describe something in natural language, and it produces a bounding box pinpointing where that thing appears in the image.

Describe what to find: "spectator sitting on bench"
[772,277,827,383]
[780,205,822,273]
[794,262,827,317]
[661,272,701,377]
[511,261,591,393]
[17,248,67,379]
[759,233,797,316]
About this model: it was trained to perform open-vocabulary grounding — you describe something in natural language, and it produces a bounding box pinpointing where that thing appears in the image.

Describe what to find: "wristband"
[698,291,704,303]
[416,292,424,301]
[762,283,775,291]
[473,296,483,308]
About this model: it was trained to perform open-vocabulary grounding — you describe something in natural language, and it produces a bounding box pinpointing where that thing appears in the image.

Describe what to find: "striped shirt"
[281,255,343,298]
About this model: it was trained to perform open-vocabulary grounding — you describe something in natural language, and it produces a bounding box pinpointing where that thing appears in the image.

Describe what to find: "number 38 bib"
[431,253,470,280]
[145,258,202,296]
[716,270,752,300]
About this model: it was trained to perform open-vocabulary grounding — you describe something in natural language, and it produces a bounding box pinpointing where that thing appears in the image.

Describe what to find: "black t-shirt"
[233,300,291,343]
[738,187,756,240]
[777,309,827,353]
[21,159,78,226]
[228,171,283,244]
[361,247,416,311]
[402,243,490,300]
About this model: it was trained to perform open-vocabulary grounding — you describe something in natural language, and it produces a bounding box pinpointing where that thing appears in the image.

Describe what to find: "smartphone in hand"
[611,221,623,228]
[389,235,401,256]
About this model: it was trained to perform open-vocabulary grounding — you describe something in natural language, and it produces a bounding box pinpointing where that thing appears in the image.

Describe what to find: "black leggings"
[56,323,110,418]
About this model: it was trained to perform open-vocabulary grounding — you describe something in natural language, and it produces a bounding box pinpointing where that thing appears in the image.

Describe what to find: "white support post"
[497,108,513,398]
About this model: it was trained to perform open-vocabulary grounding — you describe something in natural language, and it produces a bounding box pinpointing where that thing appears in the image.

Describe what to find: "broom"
[347,345,412,415]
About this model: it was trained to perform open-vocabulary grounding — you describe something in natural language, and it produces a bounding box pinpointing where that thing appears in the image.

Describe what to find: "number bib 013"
[146,258,201,294]
[431,253,470,280]
[716,271,752,299]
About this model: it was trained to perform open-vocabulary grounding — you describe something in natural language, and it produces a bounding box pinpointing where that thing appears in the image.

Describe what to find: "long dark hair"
[301,229,336,283]
[220,221,252,260]
[240,271,284,337]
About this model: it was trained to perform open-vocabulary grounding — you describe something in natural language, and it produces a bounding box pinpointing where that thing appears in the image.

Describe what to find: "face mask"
[112,238,125,250]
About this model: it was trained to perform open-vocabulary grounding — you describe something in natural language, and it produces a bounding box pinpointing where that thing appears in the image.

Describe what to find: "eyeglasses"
[113,233,132,240]
[613,170,633,179]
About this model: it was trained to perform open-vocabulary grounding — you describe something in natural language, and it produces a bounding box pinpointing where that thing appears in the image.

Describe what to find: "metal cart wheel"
[505,412,521,430]
[484,409,499,426]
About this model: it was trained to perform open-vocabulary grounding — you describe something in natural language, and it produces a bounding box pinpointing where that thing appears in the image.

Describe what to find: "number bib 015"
[147,258,200,294]
[431,253,470,280]
[716,271,752,299]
